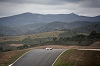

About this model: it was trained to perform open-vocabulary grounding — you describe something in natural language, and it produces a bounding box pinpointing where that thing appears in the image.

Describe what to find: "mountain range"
[26,21,100,34]
[0,12,100,26]
[0,12,100,36]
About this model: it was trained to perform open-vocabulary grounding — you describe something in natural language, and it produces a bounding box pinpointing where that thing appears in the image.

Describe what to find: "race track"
[12,49,66,66]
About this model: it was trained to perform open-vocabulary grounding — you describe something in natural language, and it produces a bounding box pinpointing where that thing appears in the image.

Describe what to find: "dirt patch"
[9,44,23,47]
[90,41,100,47]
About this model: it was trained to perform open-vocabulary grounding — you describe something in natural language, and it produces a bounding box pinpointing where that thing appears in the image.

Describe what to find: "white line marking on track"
[52,49,67,66]
[8,49,33,66]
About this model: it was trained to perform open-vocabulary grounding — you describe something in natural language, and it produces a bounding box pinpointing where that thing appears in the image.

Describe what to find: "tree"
[71,34,86,41]
[0,47,3,52]
[90,31,97,36]
[23,44,28,48]
[53,37,58,41]
[88,31,100,39]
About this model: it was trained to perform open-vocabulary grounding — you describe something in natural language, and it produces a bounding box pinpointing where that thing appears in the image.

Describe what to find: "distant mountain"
[0,12,100,36]
[0,25,20,36]
[26,22,68,34]
[0,12,40,26]
[26,21,97,34]
[0,21,100,36]
[0,12,100,26]
[74,22,100,33]
[0,23,46,36]
[14,23,46,34]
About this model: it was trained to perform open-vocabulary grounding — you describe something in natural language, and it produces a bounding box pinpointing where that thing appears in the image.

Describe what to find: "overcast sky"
[0,0,100,17]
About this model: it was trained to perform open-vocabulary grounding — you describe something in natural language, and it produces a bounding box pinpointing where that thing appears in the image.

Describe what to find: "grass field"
[0,31,63,42]
[0,49,29,66]
[54,49,100,66]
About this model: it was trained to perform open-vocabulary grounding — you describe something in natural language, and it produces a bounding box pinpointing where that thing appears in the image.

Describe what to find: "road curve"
[12,49,65,66]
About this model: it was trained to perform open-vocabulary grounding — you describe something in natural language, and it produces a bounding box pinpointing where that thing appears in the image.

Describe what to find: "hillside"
[0,23,46,36]
[0,12,39,26]
[0,31,63,42]
[0,12,100,26]
[54,49,100,66]
[0,25,20,36]
[74,22,100,33]
[0,21,100,36]
[0,12,100,36]
[14,23,46,34]
[27,21,97,34]
[26,22,68,34]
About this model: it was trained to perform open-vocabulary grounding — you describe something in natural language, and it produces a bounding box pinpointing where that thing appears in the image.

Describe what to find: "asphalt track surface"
[12,49,65,66]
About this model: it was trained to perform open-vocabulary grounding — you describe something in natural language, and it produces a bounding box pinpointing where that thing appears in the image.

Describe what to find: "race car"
[45,47,53,50]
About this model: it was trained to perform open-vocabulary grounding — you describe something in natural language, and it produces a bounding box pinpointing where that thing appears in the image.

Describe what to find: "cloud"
[80,0,100,8]
[0,0,67,5]
[0,0,100,8]
[64,0,82,3]
[0,0,100,17]
[0,0,84,5]
[0,1,79,15]
[65,0,100,8]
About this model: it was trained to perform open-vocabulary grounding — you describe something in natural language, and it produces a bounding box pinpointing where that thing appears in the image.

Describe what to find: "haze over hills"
[0,12,100,26]
[0,25,20,36]
[74,22,100,33]
[26,21,100,34]
[0,12,100,36]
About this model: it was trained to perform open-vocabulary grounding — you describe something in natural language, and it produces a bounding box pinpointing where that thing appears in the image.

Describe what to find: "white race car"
[46,47,53,50]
